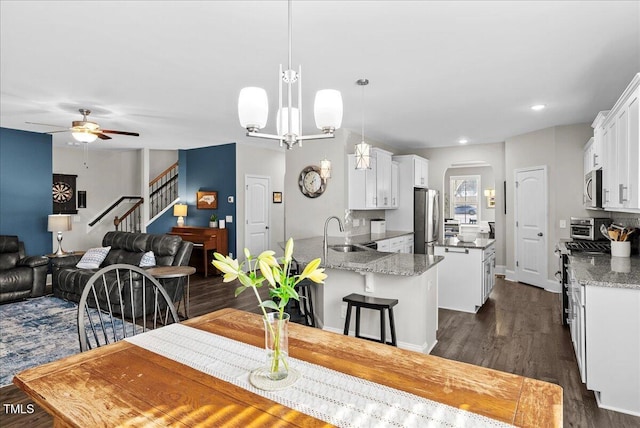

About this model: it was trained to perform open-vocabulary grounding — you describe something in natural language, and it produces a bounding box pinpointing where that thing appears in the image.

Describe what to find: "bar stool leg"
[380,308,386,345]
[388,307,397,346]
[355,306,361,339]
[306,287,316,327]
[343,303,353,335]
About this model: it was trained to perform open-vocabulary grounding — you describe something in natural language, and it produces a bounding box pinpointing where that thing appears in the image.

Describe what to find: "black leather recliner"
[0,235,49,303]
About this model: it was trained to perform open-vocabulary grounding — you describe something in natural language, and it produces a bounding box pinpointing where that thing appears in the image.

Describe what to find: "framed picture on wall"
[197,191,218,209]
[273,192,282,204]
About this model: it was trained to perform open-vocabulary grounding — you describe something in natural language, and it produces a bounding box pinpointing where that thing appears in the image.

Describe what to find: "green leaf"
[261,300,279,311]
[234,286,247,297]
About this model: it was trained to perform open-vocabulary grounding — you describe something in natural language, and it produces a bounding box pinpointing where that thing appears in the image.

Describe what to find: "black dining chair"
[488,222,495,239]
[77,264,179,351]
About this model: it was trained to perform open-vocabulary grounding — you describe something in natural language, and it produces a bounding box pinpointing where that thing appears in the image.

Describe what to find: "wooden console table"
[170,226,228,277]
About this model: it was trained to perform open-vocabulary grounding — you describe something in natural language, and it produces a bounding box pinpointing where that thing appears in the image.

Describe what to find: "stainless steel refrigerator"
[414,188,440,255]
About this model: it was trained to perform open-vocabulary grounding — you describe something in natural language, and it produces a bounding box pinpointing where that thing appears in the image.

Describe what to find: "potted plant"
[212,238,326,385]
[209,214,218,228]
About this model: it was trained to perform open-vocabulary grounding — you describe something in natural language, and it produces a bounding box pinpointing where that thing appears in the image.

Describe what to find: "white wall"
[235,143,286,258]
[149,150,178,179]
[52,146,142,252]
[505,123,593,283]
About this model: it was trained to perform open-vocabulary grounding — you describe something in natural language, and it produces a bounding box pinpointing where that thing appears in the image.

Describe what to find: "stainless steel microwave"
[584,169,602,209]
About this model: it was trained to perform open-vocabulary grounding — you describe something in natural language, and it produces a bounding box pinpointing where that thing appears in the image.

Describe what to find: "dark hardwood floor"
[2,274,639,427]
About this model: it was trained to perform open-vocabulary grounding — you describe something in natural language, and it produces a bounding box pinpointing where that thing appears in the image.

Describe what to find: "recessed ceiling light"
[458,138,468,144]
[531,104,546,111]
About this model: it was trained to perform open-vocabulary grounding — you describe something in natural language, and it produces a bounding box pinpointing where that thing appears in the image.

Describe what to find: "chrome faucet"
[323,216,345,257]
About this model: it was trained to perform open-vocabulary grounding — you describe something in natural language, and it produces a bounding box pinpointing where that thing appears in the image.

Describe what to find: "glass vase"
[264,312,289,380]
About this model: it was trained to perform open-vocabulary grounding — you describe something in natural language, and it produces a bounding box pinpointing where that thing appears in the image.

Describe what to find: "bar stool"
[342,293,398,346]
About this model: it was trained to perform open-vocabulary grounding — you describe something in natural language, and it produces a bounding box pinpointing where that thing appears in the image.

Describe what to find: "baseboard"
[505,269,517,282]
[495,264,506,275]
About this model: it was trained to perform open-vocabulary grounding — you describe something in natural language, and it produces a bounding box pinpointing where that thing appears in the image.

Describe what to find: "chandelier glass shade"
[237,0,343,149]
[320,158,332,181]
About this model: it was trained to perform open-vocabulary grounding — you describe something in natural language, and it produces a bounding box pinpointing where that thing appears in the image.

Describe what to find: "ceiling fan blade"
[25,121,68,128]
[101,129,140,137]
[96,132,112,140]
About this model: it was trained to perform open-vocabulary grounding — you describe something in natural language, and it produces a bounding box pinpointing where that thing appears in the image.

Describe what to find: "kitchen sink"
[329,244,369,253]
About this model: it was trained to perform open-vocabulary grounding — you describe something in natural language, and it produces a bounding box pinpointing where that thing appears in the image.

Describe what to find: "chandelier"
[237,0,343,149]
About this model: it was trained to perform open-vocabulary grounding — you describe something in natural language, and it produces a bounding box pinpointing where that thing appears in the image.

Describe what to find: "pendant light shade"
[238,87,269,131]
[355,140,371,170]
[276,107,300,136]
[314,89,343,132]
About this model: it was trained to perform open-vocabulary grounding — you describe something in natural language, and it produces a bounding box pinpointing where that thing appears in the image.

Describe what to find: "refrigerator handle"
[433,192,440,241]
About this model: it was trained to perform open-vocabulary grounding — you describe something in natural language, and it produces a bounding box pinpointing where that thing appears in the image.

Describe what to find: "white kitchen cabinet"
[584,284,640,414]
[413,156,429,188]
[375,149,393,209]
[600,73,640,212]
[434,242,495,313]
[390,161,399,209]
[347,149,394,210]
[375,234,413,253]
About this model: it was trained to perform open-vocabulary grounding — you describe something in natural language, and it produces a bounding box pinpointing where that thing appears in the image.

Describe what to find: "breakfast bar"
[289,236,444,353]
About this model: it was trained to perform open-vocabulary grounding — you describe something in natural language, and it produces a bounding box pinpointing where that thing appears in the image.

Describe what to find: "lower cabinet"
[375,235,413,254]
[434,243,495,313]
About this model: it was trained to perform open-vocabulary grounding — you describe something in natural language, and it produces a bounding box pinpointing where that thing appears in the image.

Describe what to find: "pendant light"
[238,0,343,149]
[355,78,371,170]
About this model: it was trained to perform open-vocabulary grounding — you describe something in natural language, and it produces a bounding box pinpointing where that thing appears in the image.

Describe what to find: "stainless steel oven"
[570,217,611,241]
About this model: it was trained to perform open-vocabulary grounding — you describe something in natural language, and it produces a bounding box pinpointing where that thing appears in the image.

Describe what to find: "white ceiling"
[1,1,639,152]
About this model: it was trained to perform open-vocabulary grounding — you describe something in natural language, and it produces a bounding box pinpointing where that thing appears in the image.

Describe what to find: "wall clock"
[52,173,78,214]
[298,165,326,198]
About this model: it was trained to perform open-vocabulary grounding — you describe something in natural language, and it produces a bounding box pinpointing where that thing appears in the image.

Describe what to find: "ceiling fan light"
[314,89,343,132]
[276,107,300,137]
[72,130,98,143]
[238,87,269,131]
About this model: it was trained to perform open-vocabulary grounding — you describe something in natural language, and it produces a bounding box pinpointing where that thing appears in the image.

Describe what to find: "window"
[450,175,480,224]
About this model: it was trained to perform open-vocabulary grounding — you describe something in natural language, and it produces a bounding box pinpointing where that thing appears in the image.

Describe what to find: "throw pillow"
[139,251,156,267]
[76,246,111,269]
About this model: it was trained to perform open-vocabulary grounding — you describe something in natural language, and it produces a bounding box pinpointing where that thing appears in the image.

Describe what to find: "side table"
[146,266,196,319]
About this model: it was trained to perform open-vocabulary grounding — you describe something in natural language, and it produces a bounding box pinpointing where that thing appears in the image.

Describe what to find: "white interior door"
[245,175,270,257]
[515,167,547,288]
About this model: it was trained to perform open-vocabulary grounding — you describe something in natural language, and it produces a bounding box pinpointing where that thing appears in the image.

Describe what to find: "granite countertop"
[569,253,640,290]
[288,236,443,277]
[435,237,496,250]
[348,230,413,244]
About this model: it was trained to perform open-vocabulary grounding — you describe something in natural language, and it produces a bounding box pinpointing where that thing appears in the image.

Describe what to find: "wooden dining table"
[13,308,562,427]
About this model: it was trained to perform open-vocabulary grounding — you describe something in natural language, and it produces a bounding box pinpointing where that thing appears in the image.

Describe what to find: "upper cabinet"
[347,148,396,210]
[597,73,640,212]
[413,156,429,188]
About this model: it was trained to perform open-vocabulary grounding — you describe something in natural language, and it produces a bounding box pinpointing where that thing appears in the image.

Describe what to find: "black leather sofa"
[0,235,49,303]
[51,231,193,316]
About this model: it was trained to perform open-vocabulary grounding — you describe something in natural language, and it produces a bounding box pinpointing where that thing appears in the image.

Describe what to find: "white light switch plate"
[559,219,566,228]
[226,215,233,223]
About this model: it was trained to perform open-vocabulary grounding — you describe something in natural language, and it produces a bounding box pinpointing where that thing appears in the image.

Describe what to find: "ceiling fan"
[27,108,140,143]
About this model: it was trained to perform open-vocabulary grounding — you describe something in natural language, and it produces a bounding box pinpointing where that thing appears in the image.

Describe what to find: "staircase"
[90,162,179,233]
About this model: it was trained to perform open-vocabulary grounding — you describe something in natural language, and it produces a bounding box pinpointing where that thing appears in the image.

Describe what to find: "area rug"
[0,296,83,387]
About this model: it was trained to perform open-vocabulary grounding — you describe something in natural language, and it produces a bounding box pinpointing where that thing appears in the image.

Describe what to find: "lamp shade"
[173,204,187,217]
[355,141,371,170]
[320,158,331,180]
[71,130,98,143]
[238,87,269,130]
[48,214,72,232]
[276,107,300,136]
[314,89,343,131]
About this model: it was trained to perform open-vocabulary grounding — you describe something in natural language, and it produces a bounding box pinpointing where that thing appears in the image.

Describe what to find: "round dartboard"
[52,181,73,203]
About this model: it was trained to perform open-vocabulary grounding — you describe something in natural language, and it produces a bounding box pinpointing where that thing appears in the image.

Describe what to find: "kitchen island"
[567,252,640,417]
[291,236,443,353]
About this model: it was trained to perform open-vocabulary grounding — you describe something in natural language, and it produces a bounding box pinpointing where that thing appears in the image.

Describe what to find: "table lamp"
[173,204,187,226]
[48,214,72,256]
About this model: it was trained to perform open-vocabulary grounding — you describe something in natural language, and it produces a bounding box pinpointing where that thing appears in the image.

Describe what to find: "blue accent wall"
[147,144,236,257]
[0,128,53,255]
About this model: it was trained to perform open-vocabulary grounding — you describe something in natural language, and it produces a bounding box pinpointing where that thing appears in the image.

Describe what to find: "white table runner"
[125,324,514,428]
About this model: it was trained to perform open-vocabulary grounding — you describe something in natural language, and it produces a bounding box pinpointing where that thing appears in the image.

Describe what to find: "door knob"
[538,232,543,237]
[265,226,269,229]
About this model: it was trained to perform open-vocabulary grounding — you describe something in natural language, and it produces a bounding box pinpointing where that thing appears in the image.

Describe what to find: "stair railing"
[114,198,145,232]
[149,162,179,218]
